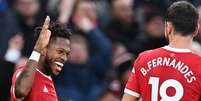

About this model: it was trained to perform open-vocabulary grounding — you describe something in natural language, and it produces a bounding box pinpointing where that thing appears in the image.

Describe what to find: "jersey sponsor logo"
[132,68,135,73]
[43,86,48,93]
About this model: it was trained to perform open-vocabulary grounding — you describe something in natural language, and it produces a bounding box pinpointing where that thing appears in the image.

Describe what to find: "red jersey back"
[125,46,201,101]
[11,65,58,101]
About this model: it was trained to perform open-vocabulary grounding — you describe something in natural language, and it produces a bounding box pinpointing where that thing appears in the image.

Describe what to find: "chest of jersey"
[24,71,58,101]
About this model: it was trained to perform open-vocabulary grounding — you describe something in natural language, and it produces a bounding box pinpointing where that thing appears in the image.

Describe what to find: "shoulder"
[133,48,163,67]
[189,53,201,70]
[191,52,201,60]
[14,65,25,75]
[12,65,25,82]
[11,65,25,101]
[137,48,163,60]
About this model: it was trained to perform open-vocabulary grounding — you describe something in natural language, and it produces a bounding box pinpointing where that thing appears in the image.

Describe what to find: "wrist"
[29,51,41,62]
[33,45,42,53]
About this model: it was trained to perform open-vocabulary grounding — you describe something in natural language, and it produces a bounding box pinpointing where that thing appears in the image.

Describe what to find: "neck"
[169,34,193,49]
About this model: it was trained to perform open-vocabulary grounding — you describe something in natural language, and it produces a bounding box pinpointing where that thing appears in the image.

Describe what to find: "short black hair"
[35,22,71,41]
[166,1,199,36]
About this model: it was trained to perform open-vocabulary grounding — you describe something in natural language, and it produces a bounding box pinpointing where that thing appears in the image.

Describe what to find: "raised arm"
[14,16,51,98]
[58,0,75,25]
[74,16,112,78]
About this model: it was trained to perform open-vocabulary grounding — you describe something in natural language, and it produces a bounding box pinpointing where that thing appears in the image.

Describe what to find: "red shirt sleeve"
[124,54,142,98]
[11,66,25,101]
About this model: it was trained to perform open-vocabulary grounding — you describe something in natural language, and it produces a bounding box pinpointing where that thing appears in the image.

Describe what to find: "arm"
[75,17,112,77]
[122,56,141,101]
[87,28,112,79]
[15,60,37,98]
[14,16,51,98]
[58,0,75,25]
[122,93,138,101]
[4,34,23,63]
[86,28,111,57]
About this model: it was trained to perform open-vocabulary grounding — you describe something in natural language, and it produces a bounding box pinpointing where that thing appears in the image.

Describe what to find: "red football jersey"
[11,65,58,101]
[125,46,201,101]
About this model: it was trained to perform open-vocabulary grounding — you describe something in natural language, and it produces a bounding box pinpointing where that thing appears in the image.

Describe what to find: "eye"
[57,50,63,54]
[65,52,70,57]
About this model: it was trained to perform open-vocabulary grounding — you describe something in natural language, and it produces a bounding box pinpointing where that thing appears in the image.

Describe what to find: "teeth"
[55,62,64,67]
[56,66,61,71]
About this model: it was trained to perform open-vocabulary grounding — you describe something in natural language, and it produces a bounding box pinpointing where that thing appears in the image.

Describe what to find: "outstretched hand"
[73,16,95,32]
[9,34,24,50]
[34,16,51,53]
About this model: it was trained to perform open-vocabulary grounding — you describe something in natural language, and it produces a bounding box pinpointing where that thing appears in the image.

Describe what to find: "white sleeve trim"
[11,71,24,101]
[124,88,140,98]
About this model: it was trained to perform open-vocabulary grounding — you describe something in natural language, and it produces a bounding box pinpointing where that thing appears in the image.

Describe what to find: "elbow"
[103,46,112,56]
[15,83,29,98]
[101,41,112,54]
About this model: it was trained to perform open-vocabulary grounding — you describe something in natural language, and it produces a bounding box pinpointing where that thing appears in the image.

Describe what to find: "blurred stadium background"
[0,0,201,101]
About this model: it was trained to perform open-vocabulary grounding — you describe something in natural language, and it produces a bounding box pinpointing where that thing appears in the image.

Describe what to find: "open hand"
[34,16,51,53]
[73,16,95,32]
[9,34,24,50]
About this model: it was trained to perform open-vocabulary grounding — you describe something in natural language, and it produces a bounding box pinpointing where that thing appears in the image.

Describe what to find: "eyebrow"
[57,48,70,52]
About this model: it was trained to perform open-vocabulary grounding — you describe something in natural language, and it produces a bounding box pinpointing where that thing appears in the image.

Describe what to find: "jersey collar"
[163,45,192,53]
[36,69,52,81]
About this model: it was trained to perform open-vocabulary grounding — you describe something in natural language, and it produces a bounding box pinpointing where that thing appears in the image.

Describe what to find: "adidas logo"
[43,86,48,93]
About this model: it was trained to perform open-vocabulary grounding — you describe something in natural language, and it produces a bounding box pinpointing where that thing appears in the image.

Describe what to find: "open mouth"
[54,62,64,71]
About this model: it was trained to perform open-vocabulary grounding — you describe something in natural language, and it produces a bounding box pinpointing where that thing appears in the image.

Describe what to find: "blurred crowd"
[0,0,201,101]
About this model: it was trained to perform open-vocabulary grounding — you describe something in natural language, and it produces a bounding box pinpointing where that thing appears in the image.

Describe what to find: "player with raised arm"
[122,1,201,101]
[10,16,71,101]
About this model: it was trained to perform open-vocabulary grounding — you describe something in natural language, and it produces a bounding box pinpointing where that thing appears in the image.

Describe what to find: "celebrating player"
[10,16,71,101]
[122,1,201,101]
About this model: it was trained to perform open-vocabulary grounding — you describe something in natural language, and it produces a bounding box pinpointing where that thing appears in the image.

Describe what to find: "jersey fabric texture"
[125,46,201,101]
[11,65,58,101]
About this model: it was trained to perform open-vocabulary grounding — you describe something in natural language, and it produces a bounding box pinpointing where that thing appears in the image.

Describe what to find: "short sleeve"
[11,67,24,101]
[124,54,142,98]
[124,69,140,97]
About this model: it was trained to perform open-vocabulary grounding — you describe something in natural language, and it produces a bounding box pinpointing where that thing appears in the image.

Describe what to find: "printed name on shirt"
[140,57,196,83]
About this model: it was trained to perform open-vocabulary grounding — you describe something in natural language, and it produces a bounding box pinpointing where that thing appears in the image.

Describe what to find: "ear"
[165,21,173,36]
[192,23,200,37]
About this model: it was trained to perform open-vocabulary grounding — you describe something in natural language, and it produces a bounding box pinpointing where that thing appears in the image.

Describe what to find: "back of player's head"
[35,22,71,41]
[166,1,199,36]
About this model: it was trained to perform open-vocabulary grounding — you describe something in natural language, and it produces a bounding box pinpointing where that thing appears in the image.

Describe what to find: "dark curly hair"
[34,22,71,41]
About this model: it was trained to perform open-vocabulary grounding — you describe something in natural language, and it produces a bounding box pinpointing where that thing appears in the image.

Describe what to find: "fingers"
[9,34,24,50]
[45,30,51,39]
[42,16,50,31]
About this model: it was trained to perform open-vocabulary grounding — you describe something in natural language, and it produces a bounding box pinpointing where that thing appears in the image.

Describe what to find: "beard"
[43,56,53,76]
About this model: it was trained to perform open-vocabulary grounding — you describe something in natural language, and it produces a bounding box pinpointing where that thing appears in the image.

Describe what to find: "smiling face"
[112,0,134,23]
[45,37,70,76]
[146,16,164,38]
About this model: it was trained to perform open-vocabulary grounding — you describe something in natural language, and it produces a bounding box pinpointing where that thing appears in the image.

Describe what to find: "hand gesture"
[9,34,24,50]
[34,16,51,53]
[73,16,95,32]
